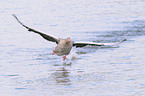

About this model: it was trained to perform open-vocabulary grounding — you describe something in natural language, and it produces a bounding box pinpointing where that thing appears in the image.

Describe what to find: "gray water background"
[0,0,145,96]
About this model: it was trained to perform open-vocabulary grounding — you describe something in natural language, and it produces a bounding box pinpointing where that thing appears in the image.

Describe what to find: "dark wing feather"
[12,14,58,44]
[73,39,126,47]
[73,42,102,47]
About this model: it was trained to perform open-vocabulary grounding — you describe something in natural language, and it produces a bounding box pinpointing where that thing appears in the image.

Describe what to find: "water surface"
[0,0,145,96]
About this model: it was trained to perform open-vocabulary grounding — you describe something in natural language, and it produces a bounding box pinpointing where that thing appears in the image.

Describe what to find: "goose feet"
[62,55,66,60]
[52,51,55,55]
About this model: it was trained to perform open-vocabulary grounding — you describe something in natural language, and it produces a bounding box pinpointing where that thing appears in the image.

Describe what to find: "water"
[0,0,145,96]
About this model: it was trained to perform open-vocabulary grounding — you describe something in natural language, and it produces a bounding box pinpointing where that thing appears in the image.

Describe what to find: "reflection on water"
[52,66,71,85]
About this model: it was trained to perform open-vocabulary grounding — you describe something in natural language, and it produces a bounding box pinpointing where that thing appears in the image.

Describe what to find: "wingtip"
[12,14,16,17]
[12,14,18,20]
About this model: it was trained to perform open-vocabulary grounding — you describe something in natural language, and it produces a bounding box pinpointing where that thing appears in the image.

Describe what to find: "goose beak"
[67,38,70,42]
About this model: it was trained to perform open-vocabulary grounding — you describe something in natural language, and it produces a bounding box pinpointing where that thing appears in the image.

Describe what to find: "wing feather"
[12,14,58,44]
[73,39,126,47]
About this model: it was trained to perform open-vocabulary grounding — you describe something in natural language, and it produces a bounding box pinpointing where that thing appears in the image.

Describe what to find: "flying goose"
[12,14,126,60]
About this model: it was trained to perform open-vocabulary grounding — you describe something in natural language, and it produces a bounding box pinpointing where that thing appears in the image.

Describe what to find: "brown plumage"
[12,14,126,60]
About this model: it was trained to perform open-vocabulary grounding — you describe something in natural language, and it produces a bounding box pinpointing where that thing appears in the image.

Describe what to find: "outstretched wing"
[73,39,126,47]
[12,14,59,44]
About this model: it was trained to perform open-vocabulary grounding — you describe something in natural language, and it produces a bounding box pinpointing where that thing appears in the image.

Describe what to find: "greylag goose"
[12,14,126,60]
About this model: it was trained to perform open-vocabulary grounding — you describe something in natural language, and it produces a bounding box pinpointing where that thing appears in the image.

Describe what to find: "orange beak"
[67,38,70,42]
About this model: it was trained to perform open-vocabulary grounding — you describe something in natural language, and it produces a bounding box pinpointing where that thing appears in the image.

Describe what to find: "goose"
[12,14,126,60]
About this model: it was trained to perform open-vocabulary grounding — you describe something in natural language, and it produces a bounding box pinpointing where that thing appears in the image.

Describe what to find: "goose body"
[12,14,126,60]
[54,38,73,56]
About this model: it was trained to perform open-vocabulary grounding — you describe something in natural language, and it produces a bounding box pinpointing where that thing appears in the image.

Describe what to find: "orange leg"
[62,55,66,60]
[52,51,55,55]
